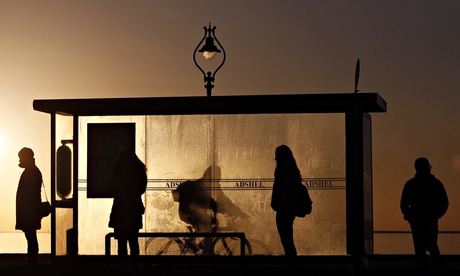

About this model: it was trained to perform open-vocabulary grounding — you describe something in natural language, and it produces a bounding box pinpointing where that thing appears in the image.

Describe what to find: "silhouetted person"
[173,166,247,230]
[15,147,43,265]
[172,166,248,254]
[270,145,302,257]
[174,179,216,233]
[173,167,216,254]
[400,157,449,275]
[108,149,147,257]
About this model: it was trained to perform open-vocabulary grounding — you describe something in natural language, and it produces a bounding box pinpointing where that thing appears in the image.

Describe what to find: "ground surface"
[0,254,458,276]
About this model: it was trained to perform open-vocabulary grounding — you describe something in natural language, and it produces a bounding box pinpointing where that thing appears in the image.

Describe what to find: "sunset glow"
[0,133,5,157]
[1,0,460,255]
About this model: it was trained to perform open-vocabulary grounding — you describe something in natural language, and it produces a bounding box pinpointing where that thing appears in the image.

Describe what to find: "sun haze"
[1,0,460,253]
[0,133,4,157]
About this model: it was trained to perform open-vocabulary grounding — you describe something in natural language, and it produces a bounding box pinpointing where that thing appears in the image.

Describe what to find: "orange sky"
[1,1,460,237]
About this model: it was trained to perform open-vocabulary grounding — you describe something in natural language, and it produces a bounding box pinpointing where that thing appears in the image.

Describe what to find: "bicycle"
[145,185,253,256]
[144,224,252,256]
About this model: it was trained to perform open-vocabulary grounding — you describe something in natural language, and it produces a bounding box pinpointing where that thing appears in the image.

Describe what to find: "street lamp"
[193,23,226,97]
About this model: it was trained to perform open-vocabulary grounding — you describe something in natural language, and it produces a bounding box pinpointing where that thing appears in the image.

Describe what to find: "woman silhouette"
[270,145,302,256]
[107,149,147,257]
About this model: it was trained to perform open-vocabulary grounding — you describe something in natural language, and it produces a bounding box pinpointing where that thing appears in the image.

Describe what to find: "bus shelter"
[33,93,387,260]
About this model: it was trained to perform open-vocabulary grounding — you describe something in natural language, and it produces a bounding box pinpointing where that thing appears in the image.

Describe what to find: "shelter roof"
[33,93,387,116]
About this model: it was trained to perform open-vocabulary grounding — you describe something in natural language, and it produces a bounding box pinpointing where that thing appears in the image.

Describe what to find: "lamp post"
[193,23,226,97]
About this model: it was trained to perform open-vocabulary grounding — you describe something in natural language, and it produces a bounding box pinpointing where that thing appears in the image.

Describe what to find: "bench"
[105,232,246,256]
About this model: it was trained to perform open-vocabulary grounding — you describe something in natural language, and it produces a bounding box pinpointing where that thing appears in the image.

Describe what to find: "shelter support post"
[346,111,373,274]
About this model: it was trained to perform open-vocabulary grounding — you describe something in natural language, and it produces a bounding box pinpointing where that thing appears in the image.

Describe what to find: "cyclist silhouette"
[172,166,247,254]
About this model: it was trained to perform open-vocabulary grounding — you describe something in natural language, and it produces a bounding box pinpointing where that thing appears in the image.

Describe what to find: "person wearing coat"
[16,147,43,265]
[400,157,449,274]
[108,149,147,257]
[270,145,302,257]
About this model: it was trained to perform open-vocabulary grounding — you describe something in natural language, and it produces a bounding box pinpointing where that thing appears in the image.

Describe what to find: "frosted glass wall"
[55,114,74,255]
[77,116,146,255]
[75,114,345,255]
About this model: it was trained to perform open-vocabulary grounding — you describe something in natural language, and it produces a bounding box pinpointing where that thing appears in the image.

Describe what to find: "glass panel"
[144,115,213,234]
[285,114,345,179]
[55,207,73,256]
[213,114,346,255]
[78,116,146,255]
[55,114,74,256]
[287,114,347,255]
[75,114,345,255]
[212,114,282,255]
[55,114,74,201]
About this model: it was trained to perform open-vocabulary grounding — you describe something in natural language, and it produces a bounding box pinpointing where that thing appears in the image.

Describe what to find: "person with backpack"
[270,145,303,257]
[400,157,449,274]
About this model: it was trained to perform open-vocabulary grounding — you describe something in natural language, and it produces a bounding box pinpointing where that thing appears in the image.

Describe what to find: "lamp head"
[198,36,221,60]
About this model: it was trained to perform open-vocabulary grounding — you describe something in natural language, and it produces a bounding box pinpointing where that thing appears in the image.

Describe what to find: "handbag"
[40,201,52,218]
[40,181,52,218]
[294,183,313,218]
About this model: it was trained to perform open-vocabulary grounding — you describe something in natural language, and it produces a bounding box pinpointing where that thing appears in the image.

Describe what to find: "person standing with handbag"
[15,147,43,265]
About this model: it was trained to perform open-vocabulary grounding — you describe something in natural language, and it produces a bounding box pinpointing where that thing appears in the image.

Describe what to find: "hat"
[18,147,34,159]
[414,157,431,172]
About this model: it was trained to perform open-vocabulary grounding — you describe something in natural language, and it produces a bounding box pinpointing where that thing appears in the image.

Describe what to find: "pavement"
[0,254,459,276]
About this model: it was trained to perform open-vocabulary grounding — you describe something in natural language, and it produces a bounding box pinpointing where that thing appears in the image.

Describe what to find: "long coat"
[270,166,299,214]
[16,165,42,231]
[108,157,147,239]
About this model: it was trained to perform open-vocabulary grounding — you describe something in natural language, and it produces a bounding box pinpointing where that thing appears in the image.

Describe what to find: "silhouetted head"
[18,147,35,168]
[414,157,432,174]
[115,149,142,169]
[275,144,294,164]
[275,144,302,181]
[201,165,222,181]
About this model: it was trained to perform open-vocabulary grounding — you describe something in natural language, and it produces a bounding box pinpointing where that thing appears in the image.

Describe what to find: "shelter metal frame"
[33,92,387,262]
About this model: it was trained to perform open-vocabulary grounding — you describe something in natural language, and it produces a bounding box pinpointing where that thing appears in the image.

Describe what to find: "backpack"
[294,183,313,217]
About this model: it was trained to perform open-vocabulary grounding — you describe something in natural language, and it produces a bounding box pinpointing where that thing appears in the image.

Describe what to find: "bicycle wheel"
[245,239,272,255]
[181,237,201,255]
[212,237,252,256]
[145,237,184,255]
